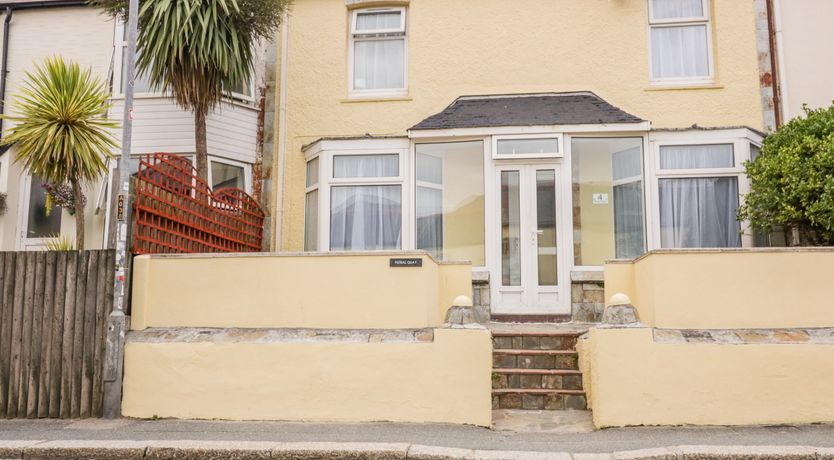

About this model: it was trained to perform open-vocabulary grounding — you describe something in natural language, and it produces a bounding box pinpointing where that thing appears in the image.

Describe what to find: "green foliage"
[44,234,76,251]
[90,0,290,181]
[738,104,834,245]
[0,56,118,250]
[0,57,117,184]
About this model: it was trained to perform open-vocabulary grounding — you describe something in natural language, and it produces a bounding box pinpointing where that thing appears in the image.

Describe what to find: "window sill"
[342,95,412,104]
[645,82,724,91]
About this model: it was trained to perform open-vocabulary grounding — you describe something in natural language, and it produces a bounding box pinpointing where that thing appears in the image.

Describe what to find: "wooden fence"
[0,250,115,419]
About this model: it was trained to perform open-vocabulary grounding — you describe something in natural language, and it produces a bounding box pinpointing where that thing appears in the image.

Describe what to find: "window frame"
[208,156,253,194]
[348,6,409,98]
[647,0,715,86]
[492,134,564,160]
[304,155,321,252]
[113,21,158,97]
[648,136,755,250]
[304,141,410,252]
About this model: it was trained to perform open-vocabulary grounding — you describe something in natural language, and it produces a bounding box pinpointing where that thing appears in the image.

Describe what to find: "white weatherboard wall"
[0,7,115,250]
[109,99,259,164]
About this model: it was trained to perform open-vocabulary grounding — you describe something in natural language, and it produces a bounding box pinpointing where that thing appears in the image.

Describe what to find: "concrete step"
[492,350,579,370]
[491,333,579,352]
[492,389,588,411]
[492,369,583,391]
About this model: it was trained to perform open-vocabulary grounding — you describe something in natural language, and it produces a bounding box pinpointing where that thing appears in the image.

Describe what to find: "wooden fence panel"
[0,250,114,419]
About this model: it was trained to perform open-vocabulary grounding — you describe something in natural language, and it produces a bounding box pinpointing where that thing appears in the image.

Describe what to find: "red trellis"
[132,153,265,254]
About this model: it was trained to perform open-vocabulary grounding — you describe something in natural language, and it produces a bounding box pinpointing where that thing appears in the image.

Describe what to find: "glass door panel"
[536,169,558,286]
[500,170,521,286]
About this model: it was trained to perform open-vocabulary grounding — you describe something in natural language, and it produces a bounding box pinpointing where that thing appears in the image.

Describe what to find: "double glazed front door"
[492,163,565,315]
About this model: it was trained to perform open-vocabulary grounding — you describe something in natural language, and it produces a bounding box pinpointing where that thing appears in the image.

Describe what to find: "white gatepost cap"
[452,295,473,307]
[608,293,631,306]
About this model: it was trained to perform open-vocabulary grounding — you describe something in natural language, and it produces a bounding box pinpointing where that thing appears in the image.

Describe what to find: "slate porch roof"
[409,92,644,131]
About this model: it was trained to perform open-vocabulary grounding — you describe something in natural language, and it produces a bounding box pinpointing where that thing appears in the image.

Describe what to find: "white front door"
[492,163,567,315]
[17,175,63,250]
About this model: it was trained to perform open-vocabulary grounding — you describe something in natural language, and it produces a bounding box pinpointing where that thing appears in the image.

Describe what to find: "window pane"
[355,11,402,31]
[571,138,646,265]
[651,0,704,20]
[330,185,401,250]
[333,154,398,178]
[497,138,559,156]
[304,190,318,251]
[750,144,761,162]
[501,171,521,286]
[660,144,734,169]
[651,25,709,79]
[536,170,558,286]
[353,39,405,90]
[659,177,741,248]
[306,157,319,187]
[27,177,62,238]
[230,78,252,98]
[415,142,485,265]
[122,47,153,94]
[211,162,245,190]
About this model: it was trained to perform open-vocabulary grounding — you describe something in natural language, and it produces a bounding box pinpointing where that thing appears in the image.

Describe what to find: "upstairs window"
[648,0,713,83]
[349,7,407,96]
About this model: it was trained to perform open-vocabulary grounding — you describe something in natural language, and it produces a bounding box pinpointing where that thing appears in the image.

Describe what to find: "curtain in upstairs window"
[353,40,405,91]
[651,25,710,79]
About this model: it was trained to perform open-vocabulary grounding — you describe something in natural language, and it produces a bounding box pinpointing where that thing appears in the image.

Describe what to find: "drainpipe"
[765,0,783,128]
[273,13,289,251]
[0,6,13,139]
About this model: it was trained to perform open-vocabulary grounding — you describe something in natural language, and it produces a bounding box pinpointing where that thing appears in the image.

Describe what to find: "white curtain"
[651,0,704,19]
[659,177,741,248]
[333,154,399,178]
[330,185,402,251]
[612,147,646,259]
[354,39,405,90]
[660,144,734,169]
[356,11,401,31]
[651,25,709,79]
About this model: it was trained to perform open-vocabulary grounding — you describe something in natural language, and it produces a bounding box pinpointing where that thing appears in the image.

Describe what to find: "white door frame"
[16,175,63,250]
[487,160,570,316]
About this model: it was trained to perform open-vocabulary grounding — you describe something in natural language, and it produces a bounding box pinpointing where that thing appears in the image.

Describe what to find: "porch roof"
[410,92,644,131]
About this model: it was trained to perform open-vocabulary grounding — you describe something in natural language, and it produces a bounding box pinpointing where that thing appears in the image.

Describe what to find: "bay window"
[415,141,485,265]
[305,157,319,251]
[571,138,646,266]
[349,7,407,96]
[648,0,713,83]
[656,144,742,248]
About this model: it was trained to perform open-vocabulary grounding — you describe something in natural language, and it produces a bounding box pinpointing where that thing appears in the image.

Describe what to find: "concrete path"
[2,418,834,458]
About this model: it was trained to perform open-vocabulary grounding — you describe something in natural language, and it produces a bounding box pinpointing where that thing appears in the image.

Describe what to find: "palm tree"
[95,0,290,183]
[1,57,118,249]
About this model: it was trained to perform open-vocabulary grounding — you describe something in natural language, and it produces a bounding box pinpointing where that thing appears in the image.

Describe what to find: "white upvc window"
[208,156,253,193]
[349,7,408,97]
[650,138,753,249]
[493,134,563,160]
[113,21,155,96]
[304,140,409,252]
[647,0,714,84]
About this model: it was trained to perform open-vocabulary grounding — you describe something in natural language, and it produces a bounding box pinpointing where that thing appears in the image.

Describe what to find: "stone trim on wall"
[571,271,605,322]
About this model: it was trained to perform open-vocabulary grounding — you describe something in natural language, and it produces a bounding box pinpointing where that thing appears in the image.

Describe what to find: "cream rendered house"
[270,0,769,322]
[0,0,266,250]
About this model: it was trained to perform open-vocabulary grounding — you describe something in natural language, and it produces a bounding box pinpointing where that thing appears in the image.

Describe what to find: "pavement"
[3,417,834,459]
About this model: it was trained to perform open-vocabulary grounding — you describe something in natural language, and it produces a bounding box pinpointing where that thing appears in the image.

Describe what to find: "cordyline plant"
[91,0,291,183]
[0,57,117,250]
[738,104,834,246]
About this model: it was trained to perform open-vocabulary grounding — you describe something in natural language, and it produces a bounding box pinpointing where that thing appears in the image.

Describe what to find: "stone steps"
[491,330,587,411]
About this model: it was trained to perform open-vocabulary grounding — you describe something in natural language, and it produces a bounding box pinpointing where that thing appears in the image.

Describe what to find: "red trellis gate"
[133,153,265,254]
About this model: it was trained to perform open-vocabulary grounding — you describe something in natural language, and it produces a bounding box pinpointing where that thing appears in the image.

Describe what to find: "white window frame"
[492,134,564,160]
[228,75,257,104]
[305,140,410,252]
[348,7,409,98]
[647,133,758,250]
[647,0,715,85]
[208,156,253,194]
[304,155,321,251]
[113,21,158,97]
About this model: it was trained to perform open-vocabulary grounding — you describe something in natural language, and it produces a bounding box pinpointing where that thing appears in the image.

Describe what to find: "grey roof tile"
[410,92,643,131]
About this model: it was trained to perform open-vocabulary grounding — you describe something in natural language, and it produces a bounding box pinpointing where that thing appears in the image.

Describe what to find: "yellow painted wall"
[122,328,492,426]
[586,327,834,427]
[131,252,471,330]
[274,0,764,250]
[604,250,834,329]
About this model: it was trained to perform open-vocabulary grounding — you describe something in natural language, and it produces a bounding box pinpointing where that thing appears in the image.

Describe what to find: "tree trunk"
[194,109,209,184]
[70,177,85,250]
